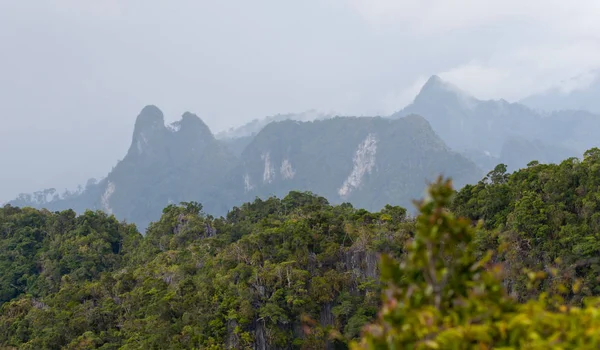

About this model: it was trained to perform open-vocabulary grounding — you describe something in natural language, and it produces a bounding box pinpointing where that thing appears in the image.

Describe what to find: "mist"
[1,0,600,202]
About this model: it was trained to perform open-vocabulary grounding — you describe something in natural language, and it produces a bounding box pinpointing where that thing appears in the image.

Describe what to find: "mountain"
[521,69,600,113]
[10,106,480,230]
[392,75,600,171]
[98,106,238,229]
[11,106,238,230]
[394,75,541,156]
[228,115,481,211]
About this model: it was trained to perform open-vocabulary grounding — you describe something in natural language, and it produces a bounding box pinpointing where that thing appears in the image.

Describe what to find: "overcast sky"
[1,0,600,202]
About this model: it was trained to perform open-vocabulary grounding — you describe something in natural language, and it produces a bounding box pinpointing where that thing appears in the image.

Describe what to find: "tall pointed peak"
[128,105,168,157]
[423,75,444,88]
[413,75,476,106]
[419,75,458,95]
[134,105,165,132]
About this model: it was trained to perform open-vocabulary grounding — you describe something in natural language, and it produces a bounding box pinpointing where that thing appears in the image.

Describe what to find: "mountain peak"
[413,75,476,107]
[423,74,444,88]
[178,112,213,138]
[128,105,168,158]
[419,75,456,95]
[134,105,165,132]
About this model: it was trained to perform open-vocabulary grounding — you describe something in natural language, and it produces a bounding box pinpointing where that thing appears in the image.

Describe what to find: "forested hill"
[451,147,600,301]
[0,192,412,349]
[3,149,600,348]
[231,115,480,214]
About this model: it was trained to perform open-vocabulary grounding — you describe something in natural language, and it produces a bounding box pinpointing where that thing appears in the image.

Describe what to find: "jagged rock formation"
[97,107,238,229]
[12,106,237,230]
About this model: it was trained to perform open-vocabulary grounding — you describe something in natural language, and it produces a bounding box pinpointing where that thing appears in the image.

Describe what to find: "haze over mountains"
[11,102,480,230]
[9,74,600,231]
[394,75,600,171]
[521,70,600,114]
[231,115,478,211]
[216,110,332,156]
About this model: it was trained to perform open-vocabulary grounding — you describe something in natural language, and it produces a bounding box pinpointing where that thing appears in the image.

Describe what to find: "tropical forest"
[3,149,600,349]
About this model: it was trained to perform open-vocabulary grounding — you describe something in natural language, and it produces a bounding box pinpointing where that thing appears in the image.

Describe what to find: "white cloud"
[350,0,600,107]
[439,64,512,100]
[435,40,600,101]
[556,70,600,94]
[3,0,600,201]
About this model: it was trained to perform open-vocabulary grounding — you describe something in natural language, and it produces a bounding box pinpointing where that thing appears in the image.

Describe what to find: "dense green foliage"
[452,148,600,303]
[4,148,600,349]
[0,207,140,305]
[0,192,412,349]
[354,177,600,349]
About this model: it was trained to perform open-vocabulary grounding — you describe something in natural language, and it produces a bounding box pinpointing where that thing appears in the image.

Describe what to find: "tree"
[353,177,600,349]
[486,163,508,185]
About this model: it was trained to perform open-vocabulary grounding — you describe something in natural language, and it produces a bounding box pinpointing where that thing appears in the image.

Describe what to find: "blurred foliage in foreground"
[354,176,600,349]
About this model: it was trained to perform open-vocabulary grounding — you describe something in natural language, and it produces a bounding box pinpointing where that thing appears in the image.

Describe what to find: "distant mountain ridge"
[13,74,600,230]
[521,69,600,113]
[393,75,600,171]
[10,106,480,231]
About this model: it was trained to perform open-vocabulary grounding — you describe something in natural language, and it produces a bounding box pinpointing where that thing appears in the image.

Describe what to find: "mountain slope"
[394,76,541,156]
[10,107,481,229]
[229,115,481,211]
[11,106,238,230]
[392,75,599,171]
[100,106,238,229]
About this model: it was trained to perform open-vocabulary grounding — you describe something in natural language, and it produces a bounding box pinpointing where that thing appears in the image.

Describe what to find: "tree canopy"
[4,149,600,349]
[354,177,600,349]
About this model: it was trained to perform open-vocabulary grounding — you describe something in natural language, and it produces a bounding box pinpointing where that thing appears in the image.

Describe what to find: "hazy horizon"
[2,1,600,202]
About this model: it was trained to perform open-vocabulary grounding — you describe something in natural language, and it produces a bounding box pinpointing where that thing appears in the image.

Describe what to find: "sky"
[1,0,600,202]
